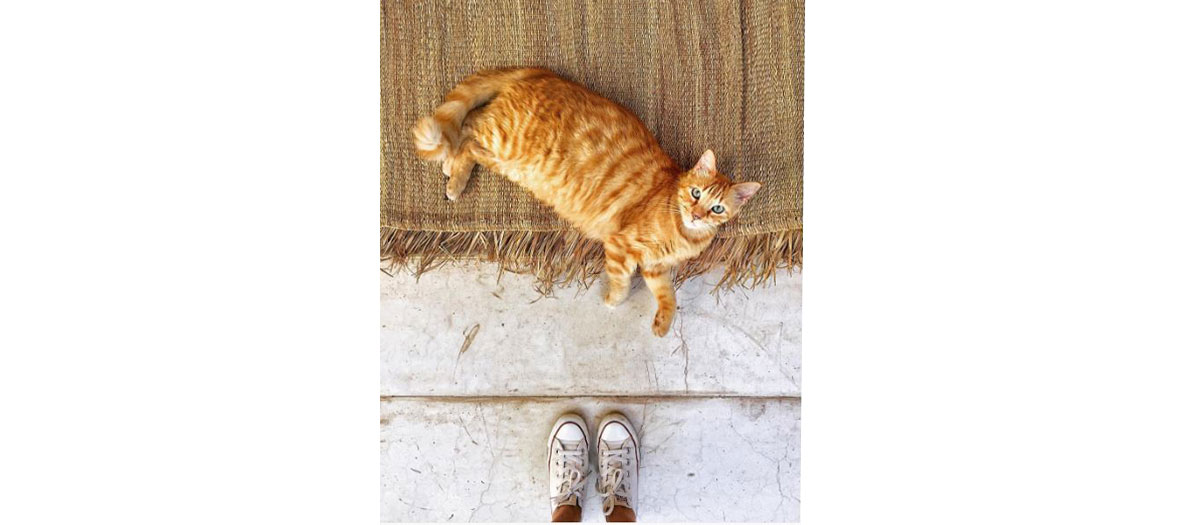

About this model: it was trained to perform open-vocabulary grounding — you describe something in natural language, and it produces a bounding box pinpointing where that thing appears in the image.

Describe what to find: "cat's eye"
[691,187,701,199]
[711,204,725,214]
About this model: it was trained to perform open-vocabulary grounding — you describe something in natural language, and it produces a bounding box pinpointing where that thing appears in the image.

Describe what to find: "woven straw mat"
[381,0,802,273]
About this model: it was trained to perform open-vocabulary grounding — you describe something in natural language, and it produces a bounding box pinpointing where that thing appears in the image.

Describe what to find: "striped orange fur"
[413,67,761,336]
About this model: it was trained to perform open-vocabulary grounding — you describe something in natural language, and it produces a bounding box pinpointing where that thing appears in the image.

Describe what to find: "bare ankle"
[605,504,635,522]
[551,504,581,522]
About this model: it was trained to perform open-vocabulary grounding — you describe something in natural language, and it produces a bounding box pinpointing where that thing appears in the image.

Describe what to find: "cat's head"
[677,150,761,232]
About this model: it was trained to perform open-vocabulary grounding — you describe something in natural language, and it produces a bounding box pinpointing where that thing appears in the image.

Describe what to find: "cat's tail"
[412,67,547,162]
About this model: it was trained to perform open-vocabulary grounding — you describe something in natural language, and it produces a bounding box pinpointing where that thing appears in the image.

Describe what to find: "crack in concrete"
[398,496,435,511]
[458,414,479,445]
[726,404,792,517]
[671,317,691,392]
[467,402,498,522]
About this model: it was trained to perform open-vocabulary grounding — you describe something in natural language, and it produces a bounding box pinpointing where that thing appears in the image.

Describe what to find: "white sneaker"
[548,413,590,512]
[596,413,640,516]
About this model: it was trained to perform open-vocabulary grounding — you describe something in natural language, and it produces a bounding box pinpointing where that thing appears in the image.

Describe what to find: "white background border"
[2,1,1178,523]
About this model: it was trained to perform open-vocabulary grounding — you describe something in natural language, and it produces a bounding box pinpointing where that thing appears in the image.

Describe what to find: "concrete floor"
[381,262,801,522]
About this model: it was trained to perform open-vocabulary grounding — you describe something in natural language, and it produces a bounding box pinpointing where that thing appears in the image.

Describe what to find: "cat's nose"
[691,211,703,220]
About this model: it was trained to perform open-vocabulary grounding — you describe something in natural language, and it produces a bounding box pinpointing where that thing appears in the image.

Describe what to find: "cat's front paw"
[603,288,626,308]
[652,309,674,337]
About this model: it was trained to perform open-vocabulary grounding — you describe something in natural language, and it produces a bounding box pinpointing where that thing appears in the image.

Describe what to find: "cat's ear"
[732,182,762,205]
[693,149,717,173]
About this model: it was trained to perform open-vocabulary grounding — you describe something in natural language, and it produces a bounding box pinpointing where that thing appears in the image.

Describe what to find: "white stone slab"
[381,263,801,397]
[381,397,800,522]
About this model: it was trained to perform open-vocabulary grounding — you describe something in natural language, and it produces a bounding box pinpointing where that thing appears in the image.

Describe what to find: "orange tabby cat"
[413,67,761,336]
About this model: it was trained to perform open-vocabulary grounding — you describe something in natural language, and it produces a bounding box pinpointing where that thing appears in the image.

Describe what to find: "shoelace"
[596,447,633,515]
[551,447,588,506]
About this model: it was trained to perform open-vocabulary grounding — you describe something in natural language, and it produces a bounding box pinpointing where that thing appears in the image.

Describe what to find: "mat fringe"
[381,227,801,295]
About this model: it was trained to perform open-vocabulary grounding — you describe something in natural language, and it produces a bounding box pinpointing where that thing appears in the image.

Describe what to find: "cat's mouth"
[681,213,711,230]
[680,206,707,230]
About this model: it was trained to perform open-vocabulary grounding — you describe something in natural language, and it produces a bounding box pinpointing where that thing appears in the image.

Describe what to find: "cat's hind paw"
[443,157,474,201]
[445,182,466,201]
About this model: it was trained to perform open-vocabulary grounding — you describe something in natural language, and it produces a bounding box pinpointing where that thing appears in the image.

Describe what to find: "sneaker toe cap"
[600,421,633,443]
[555,422,586,441]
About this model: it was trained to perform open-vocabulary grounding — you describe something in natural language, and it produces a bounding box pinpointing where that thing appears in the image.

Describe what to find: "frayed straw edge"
[380,227,801,295]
